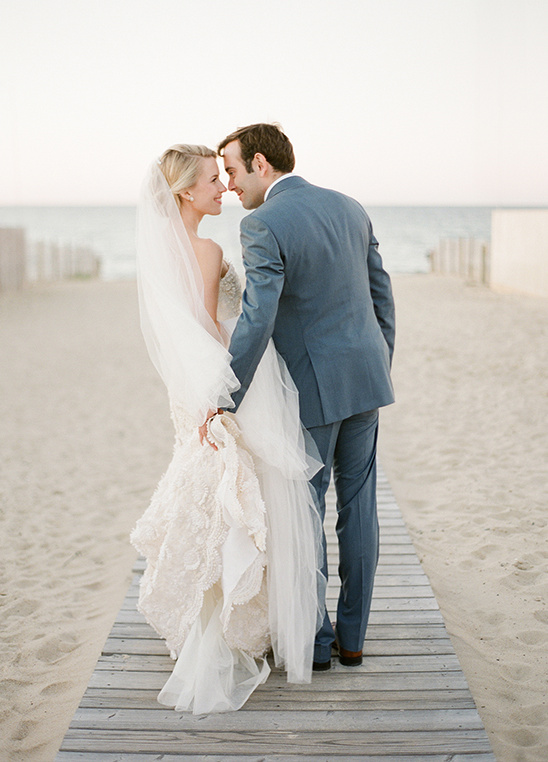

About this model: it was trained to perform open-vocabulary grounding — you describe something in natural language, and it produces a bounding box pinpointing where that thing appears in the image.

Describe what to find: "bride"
[130,145,324,714]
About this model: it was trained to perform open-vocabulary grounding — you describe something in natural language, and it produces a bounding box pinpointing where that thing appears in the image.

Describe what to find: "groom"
[214,123,395,670]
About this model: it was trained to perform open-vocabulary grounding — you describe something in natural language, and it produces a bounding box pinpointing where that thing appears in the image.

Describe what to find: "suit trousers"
[308,409,380,662]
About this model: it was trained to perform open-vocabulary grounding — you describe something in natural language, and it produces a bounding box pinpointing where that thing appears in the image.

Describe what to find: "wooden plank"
[106,620,453,641]
[93,652,463,674]
[87,669,471,692]
[77,687,478,711]
[372,576,432,586]
[56,754,496,762]
[121,593,443,610]
[103,635,456,657]
[125,576,436,593]
[68,707,486,732]
[127,566,430,586]
[329,528,413,537]
[114,607,446,625]
[122,586,438,602]
[363,564,426,574]
[57,728,494,756]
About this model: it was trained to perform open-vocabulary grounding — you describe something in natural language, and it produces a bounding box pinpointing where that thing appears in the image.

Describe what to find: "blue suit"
[228,176,395,661]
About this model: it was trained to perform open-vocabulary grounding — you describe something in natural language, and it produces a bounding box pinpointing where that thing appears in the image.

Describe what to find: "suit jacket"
[227,176,395,428]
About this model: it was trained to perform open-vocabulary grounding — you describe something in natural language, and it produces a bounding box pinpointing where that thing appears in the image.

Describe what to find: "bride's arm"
[193,238,223,332]
[194,238,225,449]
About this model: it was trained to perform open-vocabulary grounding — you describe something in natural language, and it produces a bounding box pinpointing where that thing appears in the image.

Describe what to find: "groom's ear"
[252,153,270,177]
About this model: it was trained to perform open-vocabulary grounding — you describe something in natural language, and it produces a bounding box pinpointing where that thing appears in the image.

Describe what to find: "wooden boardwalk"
[56,468,495,760]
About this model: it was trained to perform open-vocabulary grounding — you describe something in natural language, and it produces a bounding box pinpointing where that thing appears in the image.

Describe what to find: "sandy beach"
[0,280,174,761]
[1,274,547,761]
[379,275,548,762]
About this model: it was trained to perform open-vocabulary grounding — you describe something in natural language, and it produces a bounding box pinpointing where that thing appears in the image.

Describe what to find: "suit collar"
[264,173,296,200]
[265,175,308,200]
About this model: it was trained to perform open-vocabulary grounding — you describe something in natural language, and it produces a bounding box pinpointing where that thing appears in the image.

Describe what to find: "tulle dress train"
[131,263,324,713]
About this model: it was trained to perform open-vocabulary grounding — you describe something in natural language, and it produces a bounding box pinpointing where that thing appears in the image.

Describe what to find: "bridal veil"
[133,161,325,711]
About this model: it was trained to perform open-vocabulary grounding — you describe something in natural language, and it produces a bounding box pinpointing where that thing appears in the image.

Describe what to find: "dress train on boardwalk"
[131,257,324,713]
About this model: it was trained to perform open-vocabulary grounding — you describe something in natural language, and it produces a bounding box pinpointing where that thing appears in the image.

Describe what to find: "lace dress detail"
[130,262,271,712]
[217,261,242,322]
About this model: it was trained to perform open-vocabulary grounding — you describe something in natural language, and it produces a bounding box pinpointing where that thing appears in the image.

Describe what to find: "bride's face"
[187,157,226,216]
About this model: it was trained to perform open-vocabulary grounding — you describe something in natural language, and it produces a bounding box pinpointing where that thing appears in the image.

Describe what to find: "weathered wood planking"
[56,467,495,760]
[57,752,494,762]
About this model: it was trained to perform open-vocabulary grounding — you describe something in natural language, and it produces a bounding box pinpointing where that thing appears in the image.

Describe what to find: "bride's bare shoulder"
[192,237,224,280]
[193,237,222,260]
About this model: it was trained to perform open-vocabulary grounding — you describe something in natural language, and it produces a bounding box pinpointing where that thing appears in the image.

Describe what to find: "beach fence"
[0,227,101,293]
[428,237,490,285]
[0,228,26,292]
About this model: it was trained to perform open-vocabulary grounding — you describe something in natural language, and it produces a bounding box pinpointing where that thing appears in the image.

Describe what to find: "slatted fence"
[429,238,490,284]
[0,227,101,292]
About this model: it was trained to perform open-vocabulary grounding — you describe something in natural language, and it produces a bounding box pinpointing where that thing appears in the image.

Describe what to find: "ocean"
[0,204,493,280]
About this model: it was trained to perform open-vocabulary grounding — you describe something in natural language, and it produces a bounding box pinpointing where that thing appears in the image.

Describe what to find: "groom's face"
[222,141,265,210]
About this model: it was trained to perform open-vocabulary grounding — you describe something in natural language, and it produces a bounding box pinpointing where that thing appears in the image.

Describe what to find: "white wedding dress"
[131,263,320,713]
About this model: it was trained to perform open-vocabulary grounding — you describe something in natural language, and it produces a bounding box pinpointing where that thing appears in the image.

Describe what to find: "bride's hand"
[198,409,223,450]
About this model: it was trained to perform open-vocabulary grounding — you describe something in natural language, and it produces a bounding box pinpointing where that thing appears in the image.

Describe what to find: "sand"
[379,274,548,762]
[0,274,547,761]
[0,280,173,761]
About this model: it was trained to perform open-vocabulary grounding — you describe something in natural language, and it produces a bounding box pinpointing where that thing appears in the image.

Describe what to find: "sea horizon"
[0,203,526,281]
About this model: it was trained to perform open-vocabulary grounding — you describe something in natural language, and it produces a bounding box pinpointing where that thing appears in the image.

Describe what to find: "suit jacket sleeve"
[226,214,285,411]
[366,220,396,364]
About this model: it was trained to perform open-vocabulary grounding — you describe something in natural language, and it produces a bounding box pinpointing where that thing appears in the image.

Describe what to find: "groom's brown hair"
[218,123,295,174]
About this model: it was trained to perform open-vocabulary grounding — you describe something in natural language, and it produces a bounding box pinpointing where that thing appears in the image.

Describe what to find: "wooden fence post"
[35,241,46,281]
[458,238,465,277]
[0,228,26,292]
[61,243,72,278]
[481,243,489,284]
[50,242,60,280]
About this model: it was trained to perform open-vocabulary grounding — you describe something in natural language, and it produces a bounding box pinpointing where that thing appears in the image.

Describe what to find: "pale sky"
[1,0,547,206]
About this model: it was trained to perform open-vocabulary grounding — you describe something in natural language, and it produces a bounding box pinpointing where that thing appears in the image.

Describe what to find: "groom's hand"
[198,409,223,450]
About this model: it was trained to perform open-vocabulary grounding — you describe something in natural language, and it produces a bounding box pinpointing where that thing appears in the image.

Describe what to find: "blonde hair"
[158,144,217,200]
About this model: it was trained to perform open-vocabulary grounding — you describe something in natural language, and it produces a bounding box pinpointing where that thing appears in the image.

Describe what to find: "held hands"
[198,409,223,450]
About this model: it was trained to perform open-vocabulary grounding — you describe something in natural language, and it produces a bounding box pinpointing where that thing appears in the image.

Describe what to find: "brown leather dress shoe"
[338,647,363,666]
[312,658,332,671]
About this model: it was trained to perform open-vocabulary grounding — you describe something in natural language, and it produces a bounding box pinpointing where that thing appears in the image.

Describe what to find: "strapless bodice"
[217,261,242,322]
